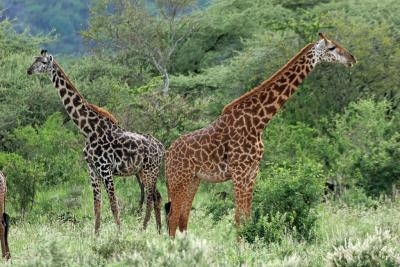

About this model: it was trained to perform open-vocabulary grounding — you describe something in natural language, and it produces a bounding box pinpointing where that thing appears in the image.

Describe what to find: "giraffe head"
[315,33,357,67]
[27,49,54,75]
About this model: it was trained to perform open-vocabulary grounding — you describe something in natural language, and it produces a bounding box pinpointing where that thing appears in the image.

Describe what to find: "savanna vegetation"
[0,0,399,266]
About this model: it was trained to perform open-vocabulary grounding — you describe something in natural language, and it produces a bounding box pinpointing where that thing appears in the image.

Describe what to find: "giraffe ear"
[319,32,328,46]
[49,55,53,61]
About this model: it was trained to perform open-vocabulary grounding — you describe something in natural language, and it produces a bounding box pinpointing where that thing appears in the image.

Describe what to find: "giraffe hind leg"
[142,186,155,230]
[178,178,200,232]
[153,189,162,233]
[167,173,196,237]
[2,213,10,260]
[138,169,157,230]
[89,168,102,234]
[135,174,145,213]
[103,174,121,230]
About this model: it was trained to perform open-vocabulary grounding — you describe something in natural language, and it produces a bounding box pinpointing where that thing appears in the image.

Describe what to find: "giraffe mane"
[87,103,119,124]
[222,42,315,114]
[53,61,119,124]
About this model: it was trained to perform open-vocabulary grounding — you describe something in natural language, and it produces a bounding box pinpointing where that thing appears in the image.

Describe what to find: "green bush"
[332,100,400,197]
[114,82,210,147]
[262,116,335,169]
[240,160,325,243]
[0,152,44,215]
[11,113,86,187]
[202,187,234,222]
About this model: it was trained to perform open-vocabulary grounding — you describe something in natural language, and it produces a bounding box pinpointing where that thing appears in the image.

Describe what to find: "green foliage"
[0,153,44,214]
[240,160,325,243]
[0,21,60,150]
[173,0,290,73]
[262,116,334,169]
[113,80,210,146]
[202,186,234,221]
[331,100,400,197]
[11,113,85,187]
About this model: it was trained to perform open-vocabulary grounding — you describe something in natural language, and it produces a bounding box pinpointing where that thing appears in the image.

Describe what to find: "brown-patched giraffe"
[0,171,10,260]
[165,33,357,237]
[27,50,164,234]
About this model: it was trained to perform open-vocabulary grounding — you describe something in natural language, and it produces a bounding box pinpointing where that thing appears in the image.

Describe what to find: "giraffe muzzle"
[346,55,357,68]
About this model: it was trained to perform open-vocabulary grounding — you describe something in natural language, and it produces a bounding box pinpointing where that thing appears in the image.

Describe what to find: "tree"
[83,0,197,94]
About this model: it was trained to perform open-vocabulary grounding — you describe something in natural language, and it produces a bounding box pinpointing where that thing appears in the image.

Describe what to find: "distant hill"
[0,0,210,55]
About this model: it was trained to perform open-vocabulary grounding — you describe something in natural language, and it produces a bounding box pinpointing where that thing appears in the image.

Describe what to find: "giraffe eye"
[328,46,336,51]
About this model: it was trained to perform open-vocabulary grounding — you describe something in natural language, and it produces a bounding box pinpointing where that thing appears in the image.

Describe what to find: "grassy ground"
[2,179,400,266]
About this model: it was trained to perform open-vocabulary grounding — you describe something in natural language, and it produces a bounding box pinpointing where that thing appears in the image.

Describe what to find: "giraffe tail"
[164,201,171,232]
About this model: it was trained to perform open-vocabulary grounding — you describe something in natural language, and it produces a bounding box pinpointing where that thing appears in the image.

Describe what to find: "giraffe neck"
[222,42,320,130]
[48,62,112,139]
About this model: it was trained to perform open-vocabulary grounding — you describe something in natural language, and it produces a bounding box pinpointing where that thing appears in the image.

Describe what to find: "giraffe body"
[0,172,10,260]
[165,33,357,237]
[27,51,164,233]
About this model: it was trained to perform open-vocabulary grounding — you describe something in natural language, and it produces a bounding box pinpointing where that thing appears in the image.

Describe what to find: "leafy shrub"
[11,113,86,187]
[203,187,234,222]
[115,83,210,147]
[326,228,400,267]
[332,100,400,197]
[339,188,379,209]
[0,152,44,214]
[263,117,335,169]
[240,160,325,243]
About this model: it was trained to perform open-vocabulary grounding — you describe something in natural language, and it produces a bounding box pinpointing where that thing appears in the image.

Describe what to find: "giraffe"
[0,172,10,260]
[165,33,357,237]
[27,50,164,234]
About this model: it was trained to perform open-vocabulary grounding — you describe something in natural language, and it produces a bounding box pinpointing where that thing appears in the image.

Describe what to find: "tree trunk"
[161,69,170,95]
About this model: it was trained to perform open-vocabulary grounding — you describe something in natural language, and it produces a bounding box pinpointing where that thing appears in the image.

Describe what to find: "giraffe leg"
[102,174,121,230]
[0,219,6,259]
[167,172,195,237]
[168,188,183,237]
[135,174,145,213]
[2,213,10,260]
[138,169,157,230]
[89,168,102,234]
[153,189,162,233]
[232,169,257,226]
[0,191,9,260]
[142,185,155,230]
[179,178,200,232]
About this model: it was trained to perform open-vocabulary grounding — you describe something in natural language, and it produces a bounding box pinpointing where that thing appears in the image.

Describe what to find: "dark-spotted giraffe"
[0,172,10,260]
[165,33,357,237]
[27,50,164,234]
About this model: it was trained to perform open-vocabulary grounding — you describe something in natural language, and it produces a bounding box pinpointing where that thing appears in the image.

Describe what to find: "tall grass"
[3,185,400,266]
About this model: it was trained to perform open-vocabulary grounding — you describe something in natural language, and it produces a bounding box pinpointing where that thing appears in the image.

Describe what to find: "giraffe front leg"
[232,167,258,226]
[89,168,102,235]
[102,173,121,230]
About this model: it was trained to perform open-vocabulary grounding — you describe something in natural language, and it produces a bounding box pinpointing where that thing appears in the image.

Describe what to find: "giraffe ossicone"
[27,51,165,234]
[165,33,357,237]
